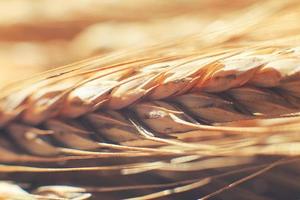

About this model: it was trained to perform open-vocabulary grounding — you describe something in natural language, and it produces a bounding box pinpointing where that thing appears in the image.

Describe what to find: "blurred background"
[0,0,258,87]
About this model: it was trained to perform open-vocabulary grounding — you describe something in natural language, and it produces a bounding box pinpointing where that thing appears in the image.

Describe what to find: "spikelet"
[1,0,300,199]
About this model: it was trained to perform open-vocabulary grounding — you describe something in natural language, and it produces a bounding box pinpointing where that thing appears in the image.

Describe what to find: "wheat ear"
[1,1,300,199]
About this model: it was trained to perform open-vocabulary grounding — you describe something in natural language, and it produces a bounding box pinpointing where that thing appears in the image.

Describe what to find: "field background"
[0,0,256,86]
